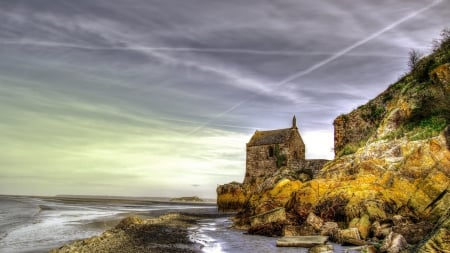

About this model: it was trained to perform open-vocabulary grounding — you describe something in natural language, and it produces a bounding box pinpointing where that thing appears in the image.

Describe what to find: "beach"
[0,195,219,253]
[0,195,350,253]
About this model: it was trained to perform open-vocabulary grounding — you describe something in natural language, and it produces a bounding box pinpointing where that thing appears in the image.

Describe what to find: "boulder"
[320,222,339,241]
[248,222,284,237]
[276,236,328,247]
[344,245,377,253]
[380,232,408,253]
[250,207,286,227]
[283,225,316,236]
[248,207,287,236]
[307,212,324,231]
[308,244,334,253]
[337,228,360,244]
[349,214,371,239]
[371,220,392,239]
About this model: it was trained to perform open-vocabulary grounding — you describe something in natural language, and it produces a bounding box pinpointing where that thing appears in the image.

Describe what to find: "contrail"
[0,40,327,56]
[274,0,442,88]
[0,40,406,58]
[188,0,442,135]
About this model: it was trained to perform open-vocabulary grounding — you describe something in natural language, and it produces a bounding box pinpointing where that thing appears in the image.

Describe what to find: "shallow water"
[0,195,215,253]
[0,195,352,253]
[190,217,351,253]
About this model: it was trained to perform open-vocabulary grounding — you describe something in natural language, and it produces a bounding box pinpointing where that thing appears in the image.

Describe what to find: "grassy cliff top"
[335,29,450,157]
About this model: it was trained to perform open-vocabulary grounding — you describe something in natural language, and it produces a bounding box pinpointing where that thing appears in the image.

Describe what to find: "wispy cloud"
[0,0,448,197]
[187,0,444,134]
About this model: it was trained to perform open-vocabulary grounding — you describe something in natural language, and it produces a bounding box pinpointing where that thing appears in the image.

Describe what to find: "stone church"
[244,116,306,184]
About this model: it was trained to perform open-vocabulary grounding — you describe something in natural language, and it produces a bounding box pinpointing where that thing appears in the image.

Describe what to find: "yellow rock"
[349,214,371,239]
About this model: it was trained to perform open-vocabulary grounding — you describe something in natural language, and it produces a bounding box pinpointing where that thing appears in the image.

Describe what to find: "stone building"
[244,116,306,184]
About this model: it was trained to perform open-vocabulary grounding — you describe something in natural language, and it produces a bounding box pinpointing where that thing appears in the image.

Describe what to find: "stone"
[248,222,285,237]
[216,182,246,212]
[283,224,316,236]
[320,222,339,239]
[307,212,324,231]
[415,209,450,252]
[392,221,433,244]
[380,232,408,253]
[344,245,377,253]
[349,214,371,239]
[371,221,392,239]
[430,63,450,85]
[250,207,286,227]
[337,228,360,244]
[391,215,407,226]
[309,244,334,253]
[276,236,328,248]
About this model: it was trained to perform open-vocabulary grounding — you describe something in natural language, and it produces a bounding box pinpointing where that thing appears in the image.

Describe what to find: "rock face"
[415,208,450,252]
[216,30,450,249]
[216,182,246,212]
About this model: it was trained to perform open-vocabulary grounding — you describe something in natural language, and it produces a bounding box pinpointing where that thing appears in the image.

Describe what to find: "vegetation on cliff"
[334,28,450,157]
[217,29,450,252]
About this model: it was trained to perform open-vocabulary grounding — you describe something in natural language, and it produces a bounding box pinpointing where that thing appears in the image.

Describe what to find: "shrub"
[408,49,423,71]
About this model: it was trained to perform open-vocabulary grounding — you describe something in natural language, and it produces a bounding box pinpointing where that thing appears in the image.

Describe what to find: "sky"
[0,0,449,198]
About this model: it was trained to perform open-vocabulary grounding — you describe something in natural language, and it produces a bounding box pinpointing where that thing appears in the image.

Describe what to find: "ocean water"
[0,195,350,253]
[0,195,215,253]
[191,218,351,253]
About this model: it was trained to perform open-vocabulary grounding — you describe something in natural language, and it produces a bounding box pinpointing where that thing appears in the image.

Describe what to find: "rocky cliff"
[217,30,450,252]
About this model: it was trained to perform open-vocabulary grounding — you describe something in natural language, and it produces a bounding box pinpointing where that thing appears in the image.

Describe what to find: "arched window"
[268,146,274,158]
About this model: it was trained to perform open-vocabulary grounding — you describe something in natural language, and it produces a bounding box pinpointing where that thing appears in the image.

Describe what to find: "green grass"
[337,139,368,157]
[382,116,448,141]
[407,116,448,141]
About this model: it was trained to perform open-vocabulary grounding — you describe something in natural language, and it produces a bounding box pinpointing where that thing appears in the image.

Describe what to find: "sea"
[0,195,350,253]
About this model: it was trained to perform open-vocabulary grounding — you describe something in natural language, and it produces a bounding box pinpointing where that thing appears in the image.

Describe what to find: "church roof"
[248,128,293,146]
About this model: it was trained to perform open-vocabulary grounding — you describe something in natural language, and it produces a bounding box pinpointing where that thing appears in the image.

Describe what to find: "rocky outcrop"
[217,31,450,250]
[415,208,450,252]
[216,182,246,212]
[221,131,449,243]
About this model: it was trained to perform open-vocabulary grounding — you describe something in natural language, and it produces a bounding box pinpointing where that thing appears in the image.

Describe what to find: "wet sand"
[50,212,229,253]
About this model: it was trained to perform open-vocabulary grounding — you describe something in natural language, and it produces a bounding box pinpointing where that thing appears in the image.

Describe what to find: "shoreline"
[50,212,231,253]
[0,194,217,206]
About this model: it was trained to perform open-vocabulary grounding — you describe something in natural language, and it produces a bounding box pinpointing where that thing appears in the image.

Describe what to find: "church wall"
[244,143,290,184]
[286,131,305,168]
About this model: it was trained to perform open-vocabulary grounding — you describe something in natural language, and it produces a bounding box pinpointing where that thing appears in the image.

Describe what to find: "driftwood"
[276,236,328,247]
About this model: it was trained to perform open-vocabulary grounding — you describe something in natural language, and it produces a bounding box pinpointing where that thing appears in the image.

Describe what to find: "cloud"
[0,0,449,197]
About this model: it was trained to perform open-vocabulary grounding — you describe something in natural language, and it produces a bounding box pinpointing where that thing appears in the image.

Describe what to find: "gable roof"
[248,128,293,146]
